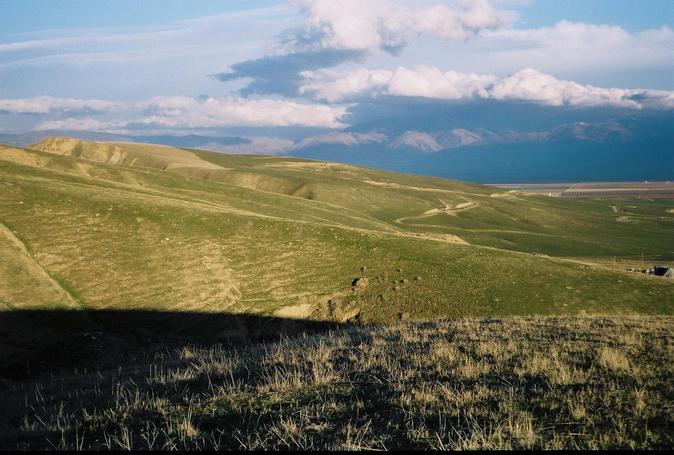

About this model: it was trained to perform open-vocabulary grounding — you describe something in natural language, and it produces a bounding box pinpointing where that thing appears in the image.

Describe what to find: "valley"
[493,181,674,198]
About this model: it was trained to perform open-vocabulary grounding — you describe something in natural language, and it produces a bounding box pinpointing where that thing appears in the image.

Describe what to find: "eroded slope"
[1,142,672,324]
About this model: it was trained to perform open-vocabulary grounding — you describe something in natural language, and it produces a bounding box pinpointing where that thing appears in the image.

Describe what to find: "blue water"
[291,139,674,184]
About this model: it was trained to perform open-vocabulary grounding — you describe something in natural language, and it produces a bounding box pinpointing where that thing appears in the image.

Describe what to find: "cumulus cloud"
[471,21,674,77]
[300,66,498,101]
[217,0,509,96]
[212,49,364,96]
[299,66,674,109]
[10,95,348,131]
[387,67,496,99]
[0,96,124,114]
[136,96,348,129]
[298,67,394,102]
[489,69,674,108]
[287,0,510,53]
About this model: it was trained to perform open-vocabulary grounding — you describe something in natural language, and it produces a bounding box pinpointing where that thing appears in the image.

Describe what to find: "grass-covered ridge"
[2,316,671,450]
[0,139,672,332]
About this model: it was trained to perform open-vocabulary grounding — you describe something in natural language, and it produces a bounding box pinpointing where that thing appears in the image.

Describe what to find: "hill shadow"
[0,310,342,381]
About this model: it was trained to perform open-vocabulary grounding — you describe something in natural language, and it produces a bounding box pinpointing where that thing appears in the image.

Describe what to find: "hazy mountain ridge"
[3,109,671,182]
[294,120,638,153]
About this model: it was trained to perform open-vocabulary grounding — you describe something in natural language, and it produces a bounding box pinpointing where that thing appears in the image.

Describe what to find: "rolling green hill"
[1,137,672,364]
[1,137,673,449]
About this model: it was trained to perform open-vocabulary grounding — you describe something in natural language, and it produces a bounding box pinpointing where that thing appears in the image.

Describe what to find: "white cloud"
[137,96,348,129]
[299,66,674,109]
[470,21,674,77]
[34,118,129,131]
[488,68,673,108]
[299,68,393,101]
[0,96,124,114]
[0,37,72,53]
[4,95,348,131]
[0,5,292,106]
[287,0,510,53]
[387,66,496,99]
[300,66,497,101]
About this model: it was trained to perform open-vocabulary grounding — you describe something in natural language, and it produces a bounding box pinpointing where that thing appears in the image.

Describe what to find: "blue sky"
[0,0,672,134]
[1,1,281,33]
[515,0,673,31]
[2,0,671,34]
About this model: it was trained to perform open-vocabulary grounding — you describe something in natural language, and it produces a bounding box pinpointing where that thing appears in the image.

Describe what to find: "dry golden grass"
[0,223,79,311]
[597,346,631,372]
[1,316,672,450]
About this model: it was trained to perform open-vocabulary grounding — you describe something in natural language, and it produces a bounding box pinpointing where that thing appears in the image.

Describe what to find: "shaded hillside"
[2,316,672,450]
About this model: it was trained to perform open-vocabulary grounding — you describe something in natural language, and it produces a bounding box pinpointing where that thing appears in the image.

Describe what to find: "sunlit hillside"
[1,138,672,365]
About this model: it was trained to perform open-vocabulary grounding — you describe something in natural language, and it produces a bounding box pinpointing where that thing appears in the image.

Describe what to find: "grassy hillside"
[1,138,672,450]
[1,137,673,366]
[1,139,673,322]
[2,316,671,450]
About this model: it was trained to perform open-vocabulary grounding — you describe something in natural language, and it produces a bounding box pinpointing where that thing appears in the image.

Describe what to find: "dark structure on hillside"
[652,265,673,277]
[626,265,672,277]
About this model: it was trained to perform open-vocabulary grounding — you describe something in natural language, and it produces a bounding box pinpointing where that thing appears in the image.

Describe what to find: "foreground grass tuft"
[1,316,672,450]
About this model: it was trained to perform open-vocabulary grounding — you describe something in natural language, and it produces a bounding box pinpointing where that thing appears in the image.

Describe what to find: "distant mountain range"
[2,106,672,183]
[290,119,636,153]
[288,113,672,182]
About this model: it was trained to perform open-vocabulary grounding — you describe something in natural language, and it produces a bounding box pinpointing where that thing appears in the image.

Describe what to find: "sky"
[0,0,672,134]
